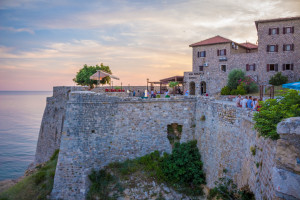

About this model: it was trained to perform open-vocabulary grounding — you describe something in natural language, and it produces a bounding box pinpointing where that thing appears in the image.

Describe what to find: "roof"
[90,70,120,81]
[239,42,258,49]
[255,16,300,29]
[160,76,184,84]
[189,35,232,47]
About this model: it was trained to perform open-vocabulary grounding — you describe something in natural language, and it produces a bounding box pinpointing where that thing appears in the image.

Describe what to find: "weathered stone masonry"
[34,87,300,199]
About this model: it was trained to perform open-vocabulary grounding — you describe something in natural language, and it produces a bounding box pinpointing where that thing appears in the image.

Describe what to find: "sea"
[0,91,52,181]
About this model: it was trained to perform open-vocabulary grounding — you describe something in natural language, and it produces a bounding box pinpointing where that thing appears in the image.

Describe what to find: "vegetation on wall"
[253,89,300,140]
[0,150,59,200]
[208,169,255,200]
[73,64,112,89]
[269,72,288,86]
[87,140,206,199]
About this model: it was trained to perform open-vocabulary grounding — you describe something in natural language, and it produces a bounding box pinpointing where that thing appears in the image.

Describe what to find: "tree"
[169,81,179,96]
[269,72,288,86]
[73,64,112,88]
[227,69,245,90]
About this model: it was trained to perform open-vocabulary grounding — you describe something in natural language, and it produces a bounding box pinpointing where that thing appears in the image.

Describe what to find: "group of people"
[236,95,260,111]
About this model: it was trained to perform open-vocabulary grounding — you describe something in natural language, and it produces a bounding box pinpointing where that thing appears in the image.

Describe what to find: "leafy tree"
[73,64,112,88]
[269,72,288,86]
[227,69,245,90]
[169,81,179,96]
[161,140,206,188]
[253,89,300,140]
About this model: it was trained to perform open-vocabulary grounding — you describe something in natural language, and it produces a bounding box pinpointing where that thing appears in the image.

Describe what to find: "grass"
[0,149,59,200]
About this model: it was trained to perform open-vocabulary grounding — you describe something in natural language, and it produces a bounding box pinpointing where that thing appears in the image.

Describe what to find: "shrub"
[253,90,300,140]
[230,85,246,95]
[269,72,288,86]
[156,94,161,98]
[161,141,205,189]
[208,172,255,200]
[221,86,231,95]
[227,69,245,90]
[239,77,258,93]
[165,95,170,98]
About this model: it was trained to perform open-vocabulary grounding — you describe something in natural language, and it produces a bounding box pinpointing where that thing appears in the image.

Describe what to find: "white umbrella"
[90,70,120,81]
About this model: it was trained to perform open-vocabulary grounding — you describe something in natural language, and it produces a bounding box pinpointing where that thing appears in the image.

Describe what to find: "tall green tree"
[73,64,112,88]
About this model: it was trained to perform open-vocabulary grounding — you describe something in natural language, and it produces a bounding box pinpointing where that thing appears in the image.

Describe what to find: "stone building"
[184,16,300,95]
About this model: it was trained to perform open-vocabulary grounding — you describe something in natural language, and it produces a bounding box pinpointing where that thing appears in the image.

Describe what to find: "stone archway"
[200,81,206,95]
[189,81,195,95]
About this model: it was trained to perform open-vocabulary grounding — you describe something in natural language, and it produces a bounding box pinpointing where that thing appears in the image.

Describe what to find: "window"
[269,28,279,35]
[283,26,294,34]
[282,64,294,71]
[246,64,256,71]
[283,44,294,51]
[221,65,226,72]
[200,51,206,57]
[267,45,278,52]
[267,64,278,72]
[197,51,206,57]
[199,66,204,71]
[217,49,226,56]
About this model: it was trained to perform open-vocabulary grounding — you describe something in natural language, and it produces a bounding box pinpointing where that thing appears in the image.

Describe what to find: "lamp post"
[147,78,149,91]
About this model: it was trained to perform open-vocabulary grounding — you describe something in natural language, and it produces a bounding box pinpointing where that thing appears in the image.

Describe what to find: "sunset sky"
[0,0,299,91]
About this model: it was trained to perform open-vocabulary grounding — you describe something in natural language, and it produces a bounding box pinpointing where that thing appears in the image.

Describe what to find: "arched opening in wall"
[189,82,195,95]
[167,123,182,148]
[200,81,206,95]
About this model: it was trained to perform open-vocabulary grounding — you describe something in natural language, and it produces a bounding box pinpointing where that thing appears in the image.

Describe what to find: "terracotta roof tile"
[189,35,232,47]
[239,42,258,49]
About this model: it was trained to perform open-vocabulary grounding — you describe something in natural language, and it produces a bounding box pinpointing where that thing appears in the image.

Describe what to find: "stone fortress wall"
[34,87,300,199]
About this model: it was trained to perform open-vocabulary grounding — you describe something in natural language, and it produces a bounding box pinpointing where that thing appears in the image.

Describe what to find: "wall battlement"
[34,87,300,199]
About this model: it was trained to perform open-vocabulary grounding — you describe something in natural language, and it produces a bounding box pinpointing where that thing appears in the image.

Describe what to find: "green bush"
[87,169,123,200]
[230,85,246,95]
[239,77,258,93]
[269,72,288,86]
[227,69,245,90]
[165,95,170,98]
[253,90,300,140]
[161,140,205,194]
[221,86,231,95]
[156,94,161,98]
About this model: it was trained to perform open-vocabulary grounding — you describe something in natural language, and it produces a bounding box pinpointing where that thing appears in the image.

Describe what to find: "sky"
[0,0,299,91]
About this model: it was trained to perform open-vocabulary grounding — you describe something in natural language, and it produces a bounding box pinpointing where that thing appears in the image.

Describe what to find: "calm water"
[0,91,52,181]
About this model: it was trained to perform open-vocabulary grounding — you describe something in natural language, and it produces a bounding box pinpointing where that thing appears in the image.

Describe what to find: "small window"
[246,64,256,71]
[221,65,226,72]
[283,64,294,71]
[284,27,294,34]
[267,64,278,72]
[269,28,279,35]
[199,66,204,71]
[267,45,278,52]
[283,44,294,51]
[219,49,226,56]
[200,51,206,57]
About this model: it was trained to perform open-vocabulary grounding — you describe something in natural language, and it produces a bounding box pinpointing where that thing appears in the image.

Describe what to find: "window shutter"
[253,64,256,71]
[291,63,294,71]
[292,26,294,33]
[246,64,249,71]
[277,27,279,34]
[291,44,294,51]
[276,45,278,52]
[197,52,199,57]
[275,64,278,71]
[268,28,271,35]
[267,45,270,52]
[204,51,206,57]
[283,27,286,34]
[283,44,286,51]
[282,64,286,71]
[224,49,226,55]
[217,49,219,56]
[267,64,270,72]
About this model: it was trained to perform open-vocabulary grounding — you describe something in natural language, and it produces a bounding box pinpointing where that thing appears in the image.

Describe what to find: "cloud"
[0,26,35,34]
